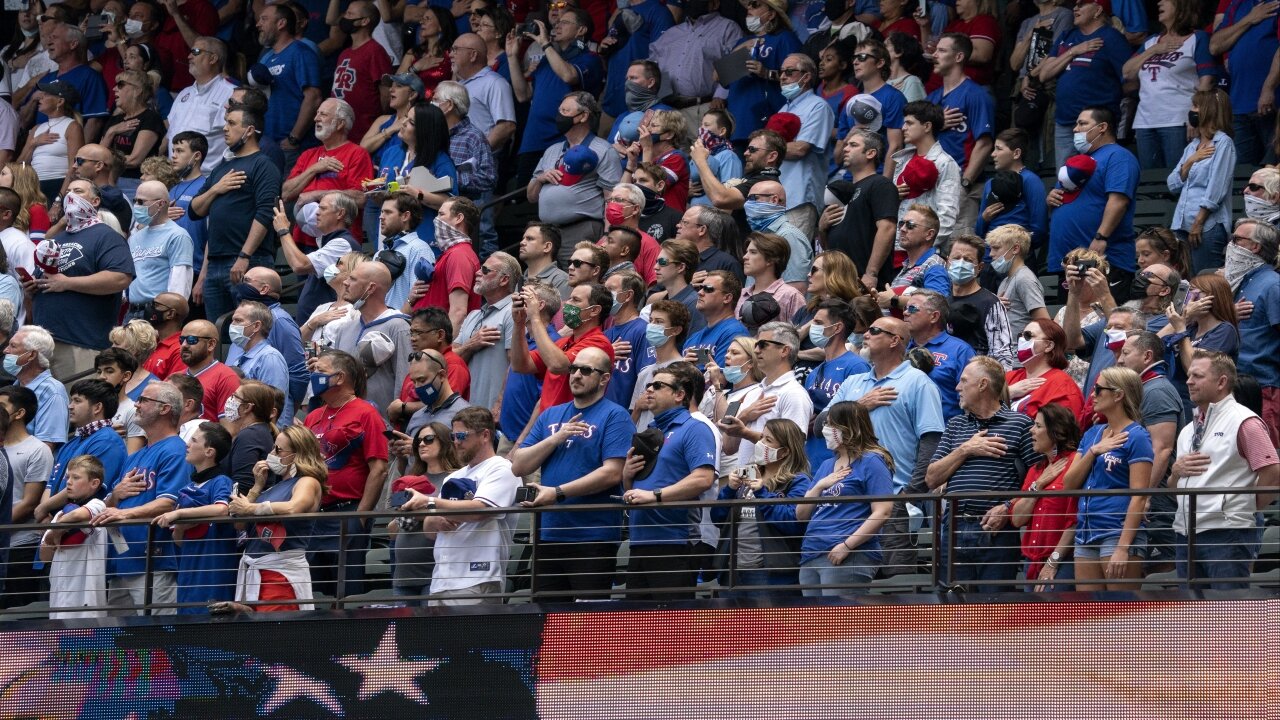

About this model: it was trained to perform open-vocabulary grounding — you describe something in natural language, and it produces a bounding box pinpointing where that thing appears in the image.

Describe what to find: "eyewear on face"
[568,259,598,269]
[646,380,678,392]
[755,339,787,350]
[73,157,97,166]
[656,257,677,267]
[179,335,215,345]
[903,305,923,315]
[189,47,214,57]
[1246,183,1266,193]
[136,396,170,406]
[1231,234,1254,245]
[115,80,138,89]
[742,145,765,155]
[853,53,874,62]
[898,219,920,230]
[418,433,438,444]
[479,265,496,275]
[808,265,824,275]
[451,431,472,442]
[695,284,720,294]
[1092,384,1117,395]
[866,325,898,337]
[1139,270,1167,286]
[778,67,804,78]
[568,364,606,376]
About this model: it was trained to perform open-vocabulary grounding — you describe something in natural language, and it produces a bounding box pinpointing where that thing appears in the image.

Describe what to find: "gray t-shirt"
[405,393,472,443]
[6,435,52,547]
[457,297,515,413]
[331,310,413,419]
[998,264,1046,341]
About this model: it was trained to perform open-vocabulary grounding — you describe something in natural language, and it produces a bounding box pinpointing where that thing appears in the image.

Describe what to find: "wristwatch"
[237,251,251,260]
[1092,231,1110,243]
[654,489,664,503]
[961,177,972,190]
[286,134,301,145]
[555,487,566,503]
[1048,551,1063,563]
[426,497,437,510]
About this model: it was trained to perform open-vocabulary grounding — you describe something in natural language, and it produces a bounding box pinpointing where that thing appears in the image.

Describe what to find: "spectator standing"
[802,299,869,466]
[126,181,194,313]
[408,197,482,332]
[374,191,434,313]
[388,308,470,430]
[905,290,975,420]
[228,268,309,422]
[274,192,358,324]
[167,133,211,289]
[1172,351,1279,589]
[1228,219,1280,446]
[620,110,690,212]
[737,232,807,322]
[36,380,126,522]
[683,270,748,367]
[822,131,898,292]
[945,234,1015,369]
[717,322,814,472]
[975,129,1049,248]
[876,204,950,314]
[846,40,906,179]
[724,0,802,145]
[451,33,517,151]
[1006,318,1084,419]
[281,99,374,250]
[329,261,412,416]
[178,319,239,422]
[165,37,235,173]
[0,386,53,608]
[926,34,995,235]
[18,80,81,200]
[512,282,616,413]
[454,252,519,416]
[330,1,392,140]
[220,380,276,494]
[679,205,744,283]
[101,70,165,195]
[986,224,1049,340]
[434,81,499,256]
[599,0,674,124]
[687,111,742,209]
[1009,404,1080,590]
[692,129,784,234]
[773,53,833,213]
[603,270,652,406]
[31,24,108,141]
[648,0,742,132]
[890,101,962,241]
[253,3,322,163]
[519,223,571,299]
[926,357,1042,592]
[5,325,67,451]
[1211,0,1280,164]
[227,301,293,423]
[1168,89,1237,273]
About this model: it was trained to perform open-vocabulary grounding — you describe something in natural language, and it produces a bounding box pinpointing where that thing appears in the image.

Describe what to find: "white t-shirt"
[112,397,146,442]
[733,371,814,470]
[430,454,519,593]
[1134,33,1208,130]
[0,226,34,280]
[46,498,108,620]
[7,434,52,547]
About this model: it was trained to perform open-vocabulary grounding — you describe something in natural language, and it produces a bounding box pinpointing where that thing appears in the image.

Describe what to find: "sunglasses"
[695,284,719,294]
[746,193,777,202]
[114,80,137,89]
[866,326,895,337]
[451,431,472,442]
[646,380,678,392]
[1020,330,1037,341]
[747,0,762,7]
[742,146,764,155]
[418,433,437,444]
[568,364,606,376]
[1092,384,1117,395]
[73,157,95,166]
[903,305,922,315]
[479,265,495,274]
[568,259,598,269]
[189,47,213,56]
[755,338,787,349]
[179,335,215,345]
[1246,183,1265,192]
[898,220,920,230]
[656,257,674,267]
[778,67,804,77]
[808,265,824,275]
[853,53,874,62]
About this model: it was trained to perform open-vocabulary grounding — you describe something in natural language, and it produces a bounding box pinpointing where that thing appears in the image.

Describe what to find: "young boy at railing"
[152,422,239,614]
[40,455,108,620]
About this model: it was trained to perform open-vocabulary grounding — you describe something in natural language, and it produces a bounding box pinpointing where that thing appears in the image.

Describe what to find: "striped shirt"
[931,407,1042,512]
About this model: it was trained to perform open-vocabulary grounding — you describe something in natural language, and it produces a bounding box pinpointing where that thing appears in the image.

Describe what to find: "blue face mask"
[990,254,1012,276]
[780,82,802,101]
[645,322,671,347]
[235,282,270,304]
[131,202,156,226]
[947,259,976,284]
[323,263,341,283]
[2,352,23,376]
[722,363,747,384]
[611,291,625,316]
[310,371,334,396]
[743,199,786,232]
[808,323,834,348]
[414,378,440,407]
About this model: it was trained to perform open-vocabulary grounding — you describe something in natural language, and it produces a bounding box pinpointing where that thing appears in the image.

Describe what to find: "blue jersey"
[975,167,1049,249]
[1220,0,1280,114]
[912,332,975,420]
[519,43,605,154]
[1075,421,1153,545]
[605,317,652,408]
[725,31,803,142]
[47,427,128,497]
[800,454,894,564]
[1051,26,1130,123]
[630,408,717,544]
[1235,266,1280,388]
[257,40,322,142]
[172,470,237,612]
[107,436,191,578]
[803,351,871,467]
[683,316,749,368]
[522,398,635,542]
[35,64,108,122]
[499,326,560,439]
[926,78,994,171]
[1048,143,1139,272]
[170,175,209,272]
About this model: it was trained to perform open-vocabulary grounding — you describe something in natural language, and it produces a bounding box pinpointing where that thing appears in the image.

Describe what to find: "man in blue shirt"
[510,9,605,184]
[603,270,652,407]
[36,379,127,515]
[513,347,635,600]
[30,24,109,139]
[224,301,293,424]
[230,267,309,418]
[4,326,68,452]
[253,3,321,162]
[776,53,834,212]
[927,33,995,236]
[975,128,1049,249]
[126,181,194,317]
[1032,0,1130,167]
[169,132,210,280]
[620,363,717,601]
[1047,106,1139,297]
[682,270,748,367]
[600,2,674,121]
[1229,219,1280,446]
[91,381,190,615]
[905,289,975,420]
[1213,0,1280,164]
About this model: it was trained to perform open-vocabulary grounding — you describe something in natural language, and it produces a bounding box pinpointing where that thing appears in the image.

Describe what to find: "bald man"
[828,314,946,576]
[178,319,241,421]
[450,33,516,149]
[230,266,308,411]
[71,143,132,231]
[144,292,193,380]
[745,180,811,294]
[126,181,194,321]
[329,261,412,417]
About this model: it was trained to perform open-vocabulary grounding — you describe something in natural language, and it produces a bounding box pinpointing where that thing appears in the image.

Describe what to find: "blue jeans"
[1022,557,1075,592]
[203,253,274,325]
[1135,126,1188,170]
[362,196,381,251]
[798,552,878,597]
[1233,112,1276,166]
[306,512,371,598]
[1053,123,1077,169]
[1178,224,1229,275]
[937,515,1022,593]
[477,190,498,259]
[1174,528,1260,591]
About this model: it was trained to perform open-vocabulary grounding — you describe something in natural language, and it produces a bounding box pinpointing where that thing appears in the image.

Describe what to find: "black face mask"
[554,113,577,135]
[825,0,847,21]
[146,302,169,326]
[684,0,708,19]
[338,17,361,34]
[1187,110,1200,128]
[1129,273,1150,302]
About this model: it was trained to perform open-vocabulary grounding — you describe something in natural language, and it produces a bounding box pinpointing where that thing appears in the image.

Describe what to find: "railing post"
[335,518,349,603]
[1186,493,1197,589]
[726,503,740,595]
[529,509,541,599]
[933,496,945,590]
[142,522,155,613]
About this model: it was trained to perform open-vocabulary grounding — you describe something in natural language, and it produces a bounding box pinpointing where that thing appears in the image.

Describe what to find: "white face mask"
[821,425,842,450]
[265,453,292,476]
[752,442,781,465]
[1244,194,1280,221]
[746,15,763,32]
[222,395,241,422]
[124,18,145,37]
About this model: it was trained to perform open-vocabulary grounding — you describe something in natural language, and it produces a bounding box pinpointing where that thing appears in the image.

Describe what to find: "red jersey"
[333,40,393,140]
[1020,452,1079,579]
[145,332,188,380]
[530,327,615,410]
[415,243,481,313]
[654,149,690,212]
[188,360,239,421]
[154,0,219,91]
[27,203,50,240]
[945,15,1001,86]
[1006,367,1084,421]
[287,141,375,247]
[876,16,921,41]
[305,397,390,504]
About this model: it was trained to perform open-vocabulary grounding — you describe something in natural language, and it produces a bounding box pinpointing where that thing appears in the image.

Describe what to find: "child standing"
[152,422,238,613]
[41,456,108,620]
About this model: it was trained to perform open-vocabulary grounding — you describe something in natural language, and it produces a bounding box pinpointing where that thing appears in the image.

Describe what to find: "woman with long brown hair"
[0,162,49,241]
[1168,87,1236,272]
[797,401,894,596]
[717,417,811,596]
[389,421,463,605]
[794,250,864,361]
[1010,403,1081,590]
[1161,272,1240,411]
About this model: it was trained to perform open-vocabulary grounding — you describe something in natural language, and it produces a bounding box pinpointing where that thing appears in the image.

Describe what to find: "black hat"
[988,170,1024,209]
[376,248,407,280]
[739,292,780,329]
[629,428,664,482]
[37,79,79,108]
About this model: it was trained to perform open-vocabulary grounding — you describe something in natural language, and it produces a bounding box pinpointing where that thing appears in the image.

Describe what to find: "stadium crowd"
[0,0,1273,614]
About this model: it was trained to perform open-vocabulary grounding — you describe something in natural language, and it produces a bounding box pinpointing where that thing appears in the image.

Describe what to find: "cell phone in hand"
[513,485,539,504]
[383,429,400,440]
[15,267,32,283]
[695,347,713,365]
[389,489,413,509]
[724,399,743,419]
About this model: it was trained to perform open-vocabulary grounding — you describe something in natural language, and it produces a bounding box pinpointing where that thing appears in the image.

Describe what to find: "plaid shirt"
[448,117,497,197]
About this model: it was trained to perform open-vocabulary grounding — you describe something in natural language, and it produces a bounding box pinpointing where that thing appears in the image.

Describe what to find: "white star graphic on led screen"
[259,664,346,716]
[333,623,445,703]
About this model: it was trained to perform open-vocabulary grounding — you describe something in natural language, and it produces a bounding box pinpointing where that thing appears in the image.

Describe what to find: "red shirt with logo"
[333,40,393,141]
[286,141,375,248]
[305,397,390,504]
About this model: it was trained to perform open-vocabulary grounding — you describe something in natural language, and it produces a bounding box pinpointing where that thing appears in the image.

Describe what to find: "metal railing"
[1,485,1275,618]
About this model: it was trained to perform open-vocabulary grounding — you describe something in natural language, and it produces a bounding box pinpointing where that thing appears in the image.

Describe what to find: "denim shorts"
[1075,530,1148,561]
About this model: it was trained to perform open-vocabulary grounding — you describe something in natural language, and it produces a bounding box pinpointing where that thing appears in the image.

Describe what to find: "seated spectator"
[1010,403,1081,591]
[975,129,1048,248]
[737,232,807,322]
[905,289,975,420]
[797,401,894,596]
[1006,318,1084,419]
[891,101,961,241]
[5,325,67,451]
[743,180,811,293]
[1124,0,1217,170]
[151,421,238,613]
[386,422,460,605]
[945,233,1015,368]
[227,424,325,612]
[1168,88,1236,273]
[1060,366,1153,591]
[986,224,1048,340]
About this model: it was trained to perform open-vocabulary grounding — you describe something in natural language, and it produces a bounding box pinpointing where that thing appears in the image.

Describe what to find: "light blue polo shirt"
[230,340,293,425]
[20,370,69,446]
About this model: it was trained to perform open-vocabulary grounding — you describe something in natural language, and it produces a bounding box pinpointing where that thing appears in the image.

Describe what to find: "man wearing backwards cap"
[528,91,622,267]
[890,100,961,241]
[1047,105,1139,298]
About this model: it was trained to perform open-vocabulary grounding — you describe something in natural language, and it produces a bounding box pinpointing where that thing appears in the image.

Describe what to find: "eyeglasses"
[568,364,606,376]
[179,335,215,345]
[742,146,764,155]
[695,284,719,294]
[1139,270,1167,286]
[1246,183,1265,192]
[73,157,95,166]
[1231,234,1254,246]
[778,67,804,77]
[866,326,898,338]
[548,0,570,8]
[853,53,873,62]
[418,433,437,444]
[755,338,787,349]
[646,380,678,392]
[136,396,170,406]
[568,259,598,269]
[132,197,159,205]
[898,220,920,230]
[270,447,296,456]
[114,80,137,89]
[903,305,922,315]
[451,431,472,442]
[1092,384,1117,395]
[479,265,495,274]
